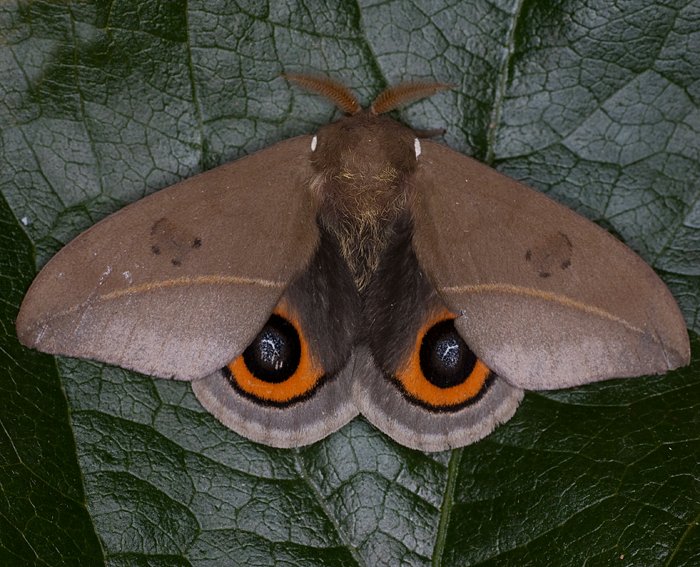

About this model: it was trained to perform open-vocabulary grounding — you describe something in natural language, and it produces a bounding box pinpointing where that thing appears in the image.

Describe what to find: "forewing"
[412,141,690,389]
[17,137,319,380]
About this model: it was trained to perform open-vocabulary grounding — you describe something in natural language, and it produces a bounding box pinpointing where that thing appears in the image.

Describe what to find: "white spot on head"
[21,216,30,226]
[414,138,421,158]
[311,135,318,152]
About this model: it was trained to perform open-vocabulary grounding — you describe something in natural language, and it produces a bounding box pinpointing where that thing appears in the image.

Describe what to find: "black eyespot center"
[419,319,477,388]
[242,314,301,383]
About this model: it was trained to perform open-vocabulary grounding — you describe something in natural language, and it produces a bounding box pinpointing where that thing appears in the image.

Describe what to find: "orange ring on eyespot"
[226,302,324,405]
[395,309,491,409]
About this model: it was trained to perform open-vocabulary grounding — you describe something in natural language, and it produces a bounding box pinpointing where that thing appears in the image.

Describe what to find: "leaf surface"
[1,1,698,565]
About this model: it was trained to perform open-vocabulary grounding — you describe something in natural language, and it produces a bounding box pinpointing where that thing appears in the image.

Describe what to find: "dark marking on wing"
[525,231,573,279]
[149,217,202,267]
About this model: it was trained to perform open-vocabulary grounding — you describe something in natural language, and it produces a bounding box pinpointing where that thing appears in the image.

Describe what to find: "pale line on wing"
[29,274,285,335]
[101,275,285,300]
[442,282,645,336]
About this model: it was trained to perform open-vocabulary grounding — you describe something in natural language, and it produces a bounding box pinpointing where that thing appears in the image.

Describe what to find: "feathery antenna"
[371,82,452,115]
[284,73,361,115]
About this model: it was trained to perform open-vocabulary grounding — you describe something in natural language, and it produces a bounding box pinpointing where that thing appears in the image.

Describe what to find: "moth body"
[16,75,690,451]
[310,111,417,289]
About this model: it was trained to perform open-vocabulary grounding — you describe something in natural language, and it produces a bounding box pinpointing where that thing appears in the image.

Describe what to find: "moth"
[16,75,690,451]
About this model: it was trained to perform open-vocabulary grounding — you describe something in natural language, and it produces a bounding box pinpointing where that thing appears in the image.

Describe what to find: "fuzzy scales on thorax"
[309,112,418,290]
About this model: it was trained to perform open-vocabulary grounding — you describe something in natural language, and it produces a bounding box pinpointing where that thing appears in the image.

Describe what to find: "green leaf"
[1,1,698,566]
[0,194,104,565]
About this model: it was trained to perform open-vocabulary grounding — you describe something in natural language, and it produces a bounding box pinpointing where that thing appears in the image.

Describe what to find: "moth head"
[285,74,451,182]
[312,113,418,184]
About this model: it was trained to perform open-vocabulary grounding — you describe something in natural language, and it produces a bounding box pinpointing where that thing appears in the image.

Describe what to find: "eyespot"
[223,303,325,406]
[311,135,318,152]
[393,309,492,410]
[414,138,421,158]
[241,314,300,382]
